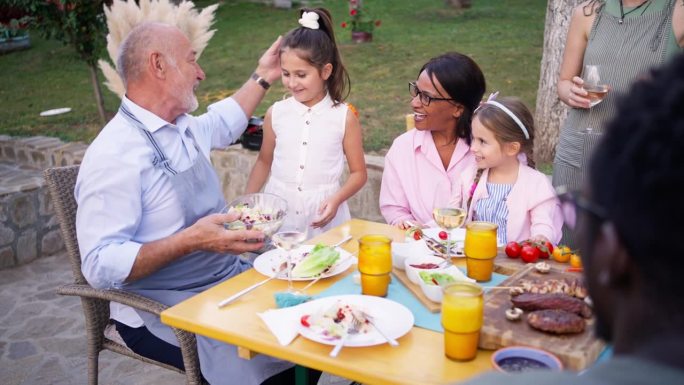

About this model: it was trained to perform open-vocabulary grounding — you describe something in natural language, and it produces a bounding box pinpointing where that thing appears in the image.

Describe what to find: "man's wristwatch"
[251,72,271,90]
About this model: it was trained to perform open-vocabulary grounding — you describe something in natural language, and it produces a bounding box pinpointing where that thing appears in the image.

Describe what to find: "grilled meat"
[527,309,585,334]
[511,293,593,318]
[516,278,588,299]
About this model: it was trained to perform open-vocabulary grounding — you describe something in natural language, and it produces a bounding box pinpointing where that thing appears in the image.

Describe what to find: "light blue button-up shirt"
[75,96,247,325]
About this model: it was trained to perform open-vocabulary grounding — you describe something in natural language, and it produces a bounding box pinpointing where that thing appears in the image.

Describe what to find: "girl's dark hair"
[419,52,486,145]
[474,97,536,168]
[280,8,350,105]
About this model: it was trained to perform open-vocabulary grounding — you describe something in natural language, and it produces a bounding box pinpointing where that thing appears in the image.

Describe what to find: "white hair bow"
[298,11,320,30]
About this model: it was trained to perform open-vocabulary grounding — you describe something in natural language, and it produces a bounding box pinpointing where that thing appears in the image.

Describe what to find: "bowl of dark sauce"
[491,346,563,373]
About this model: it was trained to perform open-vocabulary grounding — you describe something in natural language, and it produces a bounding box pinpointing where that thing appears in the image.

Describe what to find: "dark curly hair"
[589,53,684,299]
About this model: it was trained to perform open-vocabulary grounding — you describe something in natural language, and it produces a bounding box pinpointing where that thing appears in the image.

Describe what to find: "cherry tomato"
[300,315,311,327]
[438,231,448,240]
[570,253,583,268]
[538,241,554,259]
[552,245,571,263]
[545,242,554,256]
[520,244,540,263]
[505,242,521,258]
[413,230,423,240]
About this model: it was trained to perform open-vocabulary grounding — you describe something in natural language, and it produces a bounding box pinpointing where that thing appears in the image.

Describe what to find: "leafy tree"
[24,0,112,125]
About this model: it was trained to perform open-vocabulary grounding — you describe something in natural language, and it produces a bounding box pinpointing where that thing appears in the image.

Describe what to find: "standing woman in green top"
[552,0,683,243]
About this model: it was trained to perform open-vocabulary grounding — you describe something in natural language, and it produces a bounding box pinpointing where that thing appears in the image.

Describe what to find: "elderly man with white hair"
[75,22,315,384]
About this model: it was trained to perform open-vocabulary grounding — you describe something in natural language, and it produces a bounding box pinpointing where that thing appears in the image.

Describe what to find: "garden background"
[0,0,546,155]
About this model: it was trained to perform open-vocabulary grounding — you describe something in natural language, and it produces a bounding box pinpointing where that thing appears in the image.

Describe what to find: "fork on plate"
[360,311,399,347]
[329,317,362,357]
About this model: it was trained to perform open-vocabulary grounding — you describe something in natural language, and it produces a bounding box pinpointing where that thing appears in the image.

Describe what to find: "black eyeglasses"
[408,82,457,106]
[555,185,608,230]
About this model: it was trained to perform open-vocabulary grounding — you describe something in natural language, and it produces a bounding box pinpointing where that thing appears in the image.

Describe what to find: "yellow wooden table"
[161,219,494,385]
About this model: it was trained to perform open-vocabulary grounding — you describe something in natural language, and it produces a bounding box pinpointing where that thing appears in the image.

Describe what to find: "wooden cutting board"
[391,267,441,313]
[479,264,606,371]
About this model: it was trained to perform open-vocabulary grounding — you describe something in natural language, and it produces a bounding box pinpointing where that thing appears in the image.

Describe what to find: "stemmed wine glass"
[271,213,309,293]
[432,207,467,267]
[583,65,610,132]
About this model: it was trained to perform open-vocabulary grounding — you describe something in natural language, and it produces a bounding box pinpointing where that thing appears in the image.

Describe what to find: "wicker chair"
[44,165,204,385]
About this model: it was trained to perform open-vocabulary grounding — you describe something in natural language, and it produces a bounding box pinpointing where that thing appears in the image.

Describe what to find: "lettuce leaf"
[419,271,456,286]
[291,244,341,278]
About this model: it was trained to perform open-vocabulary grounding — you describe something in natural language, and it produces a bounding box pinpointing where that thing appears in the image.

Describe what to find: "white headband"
[298,11,320,30]
[479,93,529,140]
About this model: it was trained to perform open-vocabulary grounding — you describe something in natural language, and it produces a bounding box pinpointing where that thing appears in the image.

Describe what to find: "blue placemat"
[315,268,508,333]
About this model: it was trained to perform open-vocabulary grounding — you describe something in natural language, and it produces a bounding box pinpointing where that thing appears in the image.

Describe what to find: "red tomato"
[300,315,310,327]
[520,245,540,263]
[505,242,521,258]
[438,231,448,240]
[538,241,554,259]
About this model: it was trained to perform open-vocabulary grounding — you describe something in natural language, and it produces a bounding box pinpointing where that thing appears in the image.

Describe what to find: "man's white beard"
[187,93,199,113]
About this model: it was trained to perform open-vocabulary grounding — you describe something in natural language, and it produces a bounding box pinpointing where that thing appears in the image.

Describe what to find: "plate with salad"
[298,295,414,347]
[253,244,354,281]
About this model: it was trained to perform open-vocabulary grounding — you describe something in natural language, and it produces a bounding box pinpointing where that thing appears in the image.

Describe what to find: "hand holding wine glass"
[583,65,610,108]
[583,65,610,132]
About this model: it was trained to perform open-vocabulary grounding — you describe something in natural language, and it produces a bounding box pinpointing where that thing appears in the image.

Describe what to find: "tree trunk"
[534,0,582,163]
[88,62,107,127]
[445,0,472,9]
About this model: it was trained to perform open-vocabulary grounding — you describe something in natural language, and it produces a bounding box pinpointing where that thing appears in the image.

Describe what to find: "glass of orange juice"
[441,282,484,361]
[464,221,498,282]
[357,235,392,297]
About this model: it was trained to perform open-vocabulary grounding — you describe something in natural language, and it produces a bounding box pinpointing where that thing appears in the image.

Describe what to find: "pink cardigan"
[379,129,475,227]
[450,163,563,243]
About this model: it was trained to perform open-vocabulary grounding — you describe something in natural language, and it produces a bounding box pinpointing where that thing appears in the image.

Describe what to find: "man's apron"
[118,104,293,385]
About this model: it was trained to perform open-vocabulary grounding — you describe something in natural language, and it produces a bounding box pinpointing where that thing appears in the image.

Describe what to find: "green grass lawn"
[0,0,546,151]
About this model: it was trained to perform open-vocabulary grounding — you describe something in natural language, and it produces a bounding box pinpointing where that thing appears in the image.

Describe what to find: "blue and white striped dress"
[473,183,512,245]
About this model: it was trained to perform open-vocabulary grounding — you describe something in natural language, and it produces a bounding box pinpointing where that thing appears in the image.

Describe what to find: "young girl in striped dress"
[450,96,562,245]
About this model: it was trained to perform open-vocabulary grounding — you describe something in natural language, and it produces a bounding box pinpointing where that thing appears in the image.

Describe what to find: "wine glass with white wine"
[271,213,309,293]
[583,65,610,132]
[432,207,467,266]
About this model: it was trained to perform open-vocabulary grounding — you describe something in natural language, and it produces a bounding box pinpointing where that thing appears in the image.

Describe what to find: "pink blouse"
[379,129,475,227]
[450,163,563,243]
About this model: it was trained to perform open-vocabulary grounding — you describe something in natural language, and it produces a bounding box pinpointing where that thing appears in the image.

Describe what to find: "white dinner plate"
[39,107,72,116]
[298,295,414,347]
[253,244,354,281]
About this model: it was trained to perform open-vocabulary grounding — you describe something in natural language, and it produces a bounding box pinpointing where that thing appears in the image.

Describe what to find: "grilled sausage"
[511,293,593,318]
[527,309,585,334]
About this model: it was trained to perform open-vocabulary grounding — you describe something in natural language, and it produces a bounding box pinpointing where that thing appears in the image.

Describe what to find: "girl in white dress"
[246,8,367,237]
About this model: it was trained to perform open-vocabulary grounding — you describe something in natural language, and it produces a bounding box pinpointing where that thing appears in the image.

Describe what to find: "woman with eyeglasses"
[379,52,486,229]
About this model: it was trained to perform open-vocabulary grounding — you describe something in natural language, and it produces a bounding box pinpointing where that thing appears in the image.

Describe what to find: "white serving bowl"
[417,274,445,303]
[391,240,433,270]
[404,255,445,284]
[416,266,473,303]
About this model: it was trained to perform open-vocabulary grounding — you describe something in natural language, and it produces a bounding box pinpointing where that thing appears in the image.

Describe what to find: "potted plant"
[0,16,31,53]
[340,0,381,43]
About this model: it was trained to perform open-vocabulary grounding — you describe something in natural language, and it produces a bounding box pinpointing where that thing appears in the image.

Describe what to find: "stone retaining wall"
[0,136,88,268]
[0,136,387,269]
